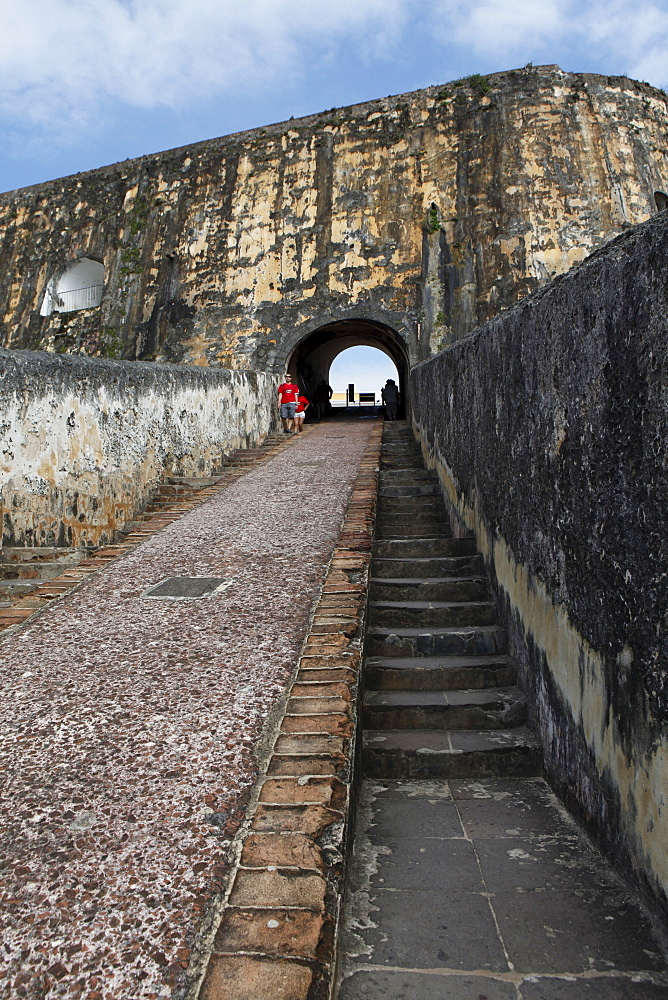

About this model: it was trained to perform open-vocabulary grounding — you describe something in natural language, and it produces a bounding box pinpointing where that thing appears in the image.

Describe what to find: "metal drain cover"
[142,576,233,600]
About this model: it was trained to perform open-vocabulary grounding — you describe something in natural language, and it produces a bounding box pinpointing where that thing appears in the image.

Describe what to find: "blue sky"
[2,0,668,195]
[330,347,398,397]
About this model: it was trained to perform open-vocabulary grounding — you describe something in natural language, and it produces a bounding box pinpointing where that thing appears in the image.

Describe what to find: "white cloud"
[0,0,409,138]
[2,0,667,170]
[431,0,668,87]
[440,0,565,53]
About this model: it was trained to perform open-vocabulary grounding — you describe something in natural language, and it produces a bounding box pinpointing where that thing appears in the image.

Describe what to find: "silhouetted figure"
[313,380,333,421]
[381,379,400,420]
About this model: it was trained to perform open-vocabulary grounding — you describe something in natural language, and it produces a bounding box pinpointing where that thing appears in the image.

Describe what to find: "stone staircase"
[361,421,543,779]
[0,547,87,607]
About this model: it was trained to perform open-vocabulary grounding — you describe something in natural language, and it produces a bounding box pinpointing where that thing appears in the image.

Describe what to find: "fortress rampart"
[0,64,667,938]
[0,65,666,379]
[0,351,277,546]
[411,211,668,922]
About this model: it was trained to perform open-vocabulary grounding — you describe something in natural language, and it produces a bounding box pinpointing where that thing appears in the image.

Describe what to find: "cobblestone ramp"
[334,421,668,1000]
[0,421,375,1000]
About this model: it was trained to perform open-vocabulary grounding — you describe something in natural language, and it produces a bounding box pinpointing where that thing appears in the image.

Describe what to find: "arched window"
[41,257,104,316]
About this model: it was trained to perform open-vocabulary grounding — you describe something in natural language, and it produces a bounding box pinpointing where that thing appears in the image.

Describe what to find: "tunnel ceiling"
[290,319,407,372]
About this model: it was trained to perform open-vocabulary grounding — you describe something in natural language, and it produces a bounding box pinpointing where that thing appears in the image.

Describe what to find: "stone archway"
[284,318,410,417]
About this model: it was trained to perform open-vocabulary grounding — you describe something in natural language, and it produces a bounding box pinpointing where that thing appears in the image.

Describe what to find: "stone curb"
[0,429,308,638]
[193,421,383,1000]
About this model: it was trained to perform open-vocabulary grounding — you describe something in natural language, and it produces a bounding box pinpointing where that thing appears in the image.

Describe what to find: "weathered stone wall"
[0,66,666,374]
[410,213,668,917]
[0,350,278,547]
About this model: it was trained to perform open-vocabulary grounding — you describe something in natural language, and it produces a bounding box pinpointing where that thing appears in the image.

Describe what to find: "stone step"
[365,653,517,690]
[146,499,195,511]
[363,686,527,730]
[377,496,445,511]
[377,507,448,522]
[369,577,489,602]
[371,555,485,578]
[378,454,424,465]
[165,476,220,486]
[0,559,79,581]
[375,520,451,537]
[379,451,423,460]
[373,537,477,558]
[378,484,441,497]
[369,600,497,628]
[366,624,507,657]
[376,504,450,524]
[378,470,438,485]
[121,521,143,534]
[376,507,447,522]
[362,727,544,779]
[380,444,418,450]
[0,579,42,598]
[0,546,85,562]
[375,523,453,539]
[378,493,445,515]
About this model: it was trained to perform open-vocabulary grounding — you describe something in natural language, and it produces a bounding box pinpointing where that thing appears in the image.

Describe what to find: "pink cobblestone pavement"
[0,421,375,1000]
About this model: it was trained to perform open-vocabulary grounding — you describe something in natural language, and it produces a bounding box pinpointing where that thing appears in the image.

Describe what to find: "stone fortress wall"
[0,350,278,546]
[0,63,667,928]
[411,211,668,925]
[0,65,667,383]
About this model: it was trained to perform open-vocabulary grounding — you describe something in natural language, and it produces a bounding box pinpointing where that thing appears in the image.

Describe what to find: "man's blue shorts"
[280,402,296,418]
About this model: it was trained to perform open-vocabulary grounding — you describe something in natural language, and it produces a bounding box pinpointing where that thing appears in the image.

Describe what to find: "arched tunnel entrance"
[286,318,409,419]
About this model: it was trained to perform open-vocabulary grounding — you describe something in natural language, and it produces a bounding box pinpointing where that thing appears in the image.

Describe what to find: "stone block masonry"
[410,212,668,923]
[0,348,279,546]
[0,67,666,369]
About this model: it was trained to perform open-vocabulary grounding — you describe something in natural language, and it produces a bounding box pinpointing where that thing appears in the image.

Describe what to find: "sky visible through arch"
[1,0,668,195]
[328,346,399,399]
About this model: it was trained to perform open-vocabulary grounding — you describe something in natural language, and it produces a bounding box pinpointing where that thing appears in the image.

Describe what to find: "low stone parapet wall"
[410,213,668,920]
[0,349,279,547]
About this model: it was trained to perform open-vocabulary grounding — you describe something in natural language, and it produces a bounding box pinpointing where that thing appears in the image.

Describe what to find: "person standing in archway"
[278,373,299,433]
[312,379,333,421]
[381,378,400,420]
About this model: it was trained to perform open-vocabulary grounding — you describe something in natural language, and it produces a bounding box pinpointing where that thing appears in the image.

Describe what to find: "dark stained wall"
[410,212,668,919]
[0,65,666,375]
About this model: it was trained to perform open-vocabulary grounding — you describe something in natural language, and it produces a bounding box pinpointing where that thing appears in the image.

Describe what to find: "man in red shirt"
[277,374,299,433]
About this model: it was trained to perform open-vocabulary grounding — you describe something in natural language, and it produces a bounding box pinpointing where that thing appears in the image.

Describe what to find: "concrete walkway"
[0,421,375,1000]
[335,777,668,999]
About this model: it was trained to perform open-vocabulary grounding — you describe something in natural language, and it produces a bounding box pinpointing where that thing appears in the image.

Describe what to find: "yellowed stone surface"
[1,66,666,373]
